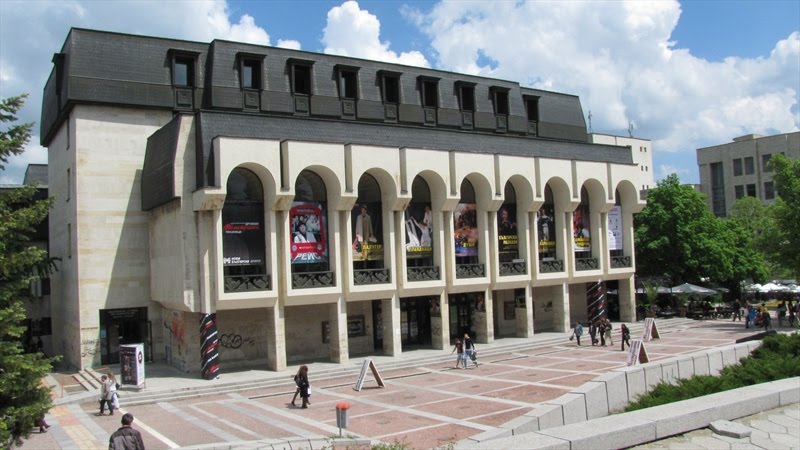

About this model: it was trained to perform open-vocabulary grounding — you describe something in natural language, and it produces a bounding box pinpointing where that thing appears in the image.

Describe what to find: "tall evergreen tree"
[0,94,58,448]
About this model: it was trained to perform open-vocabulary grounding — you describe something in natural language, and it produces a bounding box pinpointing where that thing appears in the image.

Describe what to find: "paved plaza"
[19,319,799,449]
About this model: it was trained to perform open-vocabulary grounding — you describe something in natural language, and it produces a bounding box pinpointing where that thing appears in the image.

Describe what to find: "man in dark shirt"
[109,413,145,450]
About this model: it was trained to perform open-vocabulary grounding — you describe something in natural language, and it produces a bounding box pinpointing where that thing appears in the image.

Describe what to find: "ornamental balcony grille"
[539,259,564,273]
[499,261,527,276]
[353,268,391,286]
[456,263,485,279]
[575,258,600,271]
[407,266,440,282]
[292,271,336,289]
[224,274,271,293]
[610,255,632,268]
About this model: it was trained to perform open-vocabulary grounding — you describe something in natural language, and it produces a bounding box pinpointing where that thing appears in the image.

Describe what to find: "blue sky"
[1,0,798,185]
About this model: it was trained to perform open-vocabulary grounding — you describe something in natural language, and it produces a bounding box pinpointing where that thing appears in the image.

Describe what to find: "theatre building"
[41,28,645,375]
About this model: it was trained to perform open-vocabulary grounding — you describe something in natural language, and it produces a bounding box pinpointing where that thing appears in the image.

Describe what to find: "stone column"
[382,295,402,356]
[329,297,349,364]
[552,283,570,332]
[475,289,494,343]
[618,275,636,322]
[516,285,534,337]
[266,303,286,371]
[430,292,448,350]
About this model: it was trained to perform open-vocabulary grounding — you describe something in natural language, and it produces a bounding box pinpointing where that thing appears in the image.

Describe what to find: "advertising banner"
[454,203,478,257]
[573,204,591,251]
[608,205,623,251]
[404,203,433,258]
[290,202,327,264]
[497,206,518,255]
[351,202,383,261]
[537,204,556,254]
[120,343,145,388]
[222,204,265,266]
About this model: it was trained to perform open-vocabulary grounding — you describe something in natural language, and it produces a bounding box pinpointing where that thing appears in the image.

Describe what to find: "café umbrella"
[670,283,717,297]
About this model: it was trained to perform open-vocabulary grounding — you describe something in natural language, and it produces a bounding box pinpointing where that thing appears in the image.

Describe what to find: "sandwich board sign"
[641,318,660,342]
[120,343,146,388]
[353,359,385,391]
[626,339,650,366]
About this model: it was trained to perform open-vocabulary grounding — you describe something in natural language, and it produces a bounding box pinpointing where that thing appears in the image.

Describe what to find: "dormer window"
[289,58,314,114]
[419,76,439,125]
[336,65,359,118]
[524,95,540,135]
[169,50,199,109]
[490,87,509,132]
[456,81,476,129]
[238,54,264,110]
[379,70,401,121]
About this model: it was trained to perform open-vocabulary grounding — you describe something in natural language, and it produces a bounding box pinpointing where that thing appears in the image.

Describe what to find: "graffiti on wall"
[81,338,100,357]
[164,311,188,372]
[219,333,255,349]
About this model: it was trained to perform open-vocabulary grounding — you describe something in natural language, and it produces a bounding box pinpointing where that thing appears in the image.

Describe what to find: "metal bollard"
[335,402,350,436]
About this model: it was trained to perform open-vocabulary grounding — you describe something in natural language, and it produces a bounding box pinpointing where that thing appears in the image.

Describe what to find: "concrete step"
[72,318,694,407]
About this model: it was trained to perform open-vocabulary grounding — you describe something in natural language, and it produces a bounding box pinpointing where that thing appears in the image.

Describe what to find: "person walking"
[589,322,598,346]
[777,302,787,327]
[732,299,742,321]
[290,370,302,406]
[35,415,50,433]
[603,318,614,346]
[98,375,118,416]
[109,413,145,450]
[620,323,631,351]
[761,308,772,331]
[571,322,583,346]
[295,365,311,408]
[451,338,466,369]
[598,320,606,346]
[463,334,478,367]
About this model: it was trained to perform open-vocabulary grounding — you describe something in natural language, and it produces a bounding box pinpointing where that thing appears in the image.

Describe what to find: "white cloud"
[277,39,302,50]
[409,1,800,181]
[657,164,691,181]
[322,1,429,67]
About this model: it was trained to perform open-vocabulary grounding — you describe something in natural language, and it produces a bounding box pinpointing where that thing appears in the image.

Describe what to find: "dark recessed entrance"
[99,307,152,365]
[399,297,433,348]
[449,292,482,341]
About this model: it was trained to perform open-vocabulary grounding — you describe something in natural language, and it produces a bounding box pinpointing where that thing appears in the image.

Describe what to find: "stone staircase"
[56,318,695,407]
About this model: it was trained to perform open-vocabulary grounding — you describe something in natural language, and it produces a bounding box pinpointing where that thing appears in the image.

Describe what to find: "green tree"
[634,174,766,290]
[1,94,57,448]
[767,154,800,278]
[728,196,788,279]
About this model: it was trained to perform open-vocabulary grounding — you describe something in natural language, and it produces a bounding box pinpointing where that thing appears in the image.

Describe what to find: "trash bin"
[335,402,350,435]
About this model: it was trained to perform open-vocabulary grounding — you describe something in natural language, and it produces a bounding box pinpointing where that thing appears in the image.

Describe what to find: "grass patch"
[625,332,800,412]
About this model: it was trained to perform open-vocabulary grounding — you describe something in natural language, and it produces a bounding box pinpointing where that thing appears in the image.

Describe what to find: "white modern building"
[42,29,645,376]
[589,133,654,193]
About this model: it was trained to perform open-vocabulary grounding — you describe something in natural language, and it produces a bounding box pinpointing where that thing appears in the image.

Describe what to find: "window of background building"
[339,69,358,99]
[459,84,475,111]
[762,154,773,172]
[764,181,775,200]
[493,89,509,115]
[746,184,756,198]
[710,162,726,217]
[735,185,744,199]
[420,79,438,108]
[733,158,743,176]
[525,96,539,122]
[292,64,312,95]
[744,157,755,175]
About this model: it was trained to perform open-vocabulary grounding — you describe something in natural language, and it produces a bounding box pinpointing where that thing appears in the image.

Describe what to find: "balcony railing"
[407,266,440,282]
[610,255,632,268]
[224,274,271,293]
[539,259,564,273]
[353,268,391,286]
[575,258,600,271]
[499,260,527,276]
[292,271,336,289]
[456,263,485,279]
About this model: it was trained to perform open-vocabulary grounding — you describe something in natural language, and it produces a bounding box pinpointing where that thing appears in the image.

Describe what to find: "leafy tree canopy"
[767,153,800,278]
[634,174,767,292]
[1,94,57,448]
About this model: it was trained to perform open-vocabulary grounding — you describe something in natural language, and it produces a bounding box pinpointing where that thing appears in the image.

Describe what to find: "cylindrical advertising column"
[587,281,606,325]
[200,313,220,380]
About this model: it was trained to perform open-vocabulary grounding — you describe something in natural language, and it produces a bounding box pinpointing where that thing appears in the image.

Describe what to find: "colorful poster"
[404,203,432,258]
[454,203,478,257]
[608,206,623,251]
[222,204,265,266]
[573,204,591,252]
[497,206,518,255]
[290,202,327,264]
[351,202,383,261]
[537,204,556,254]
[120,343,145,388]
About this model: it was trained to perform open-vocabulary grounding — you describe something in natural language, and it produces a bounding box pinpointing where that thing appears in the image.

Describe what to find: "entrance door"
[399,297,432,348]
[449,293,478,341]
[100,308,151,365]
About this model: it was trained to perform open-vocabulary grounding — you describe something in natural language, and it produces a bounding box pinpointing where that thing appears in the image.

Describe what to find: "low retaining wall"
[460,340,767,446]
